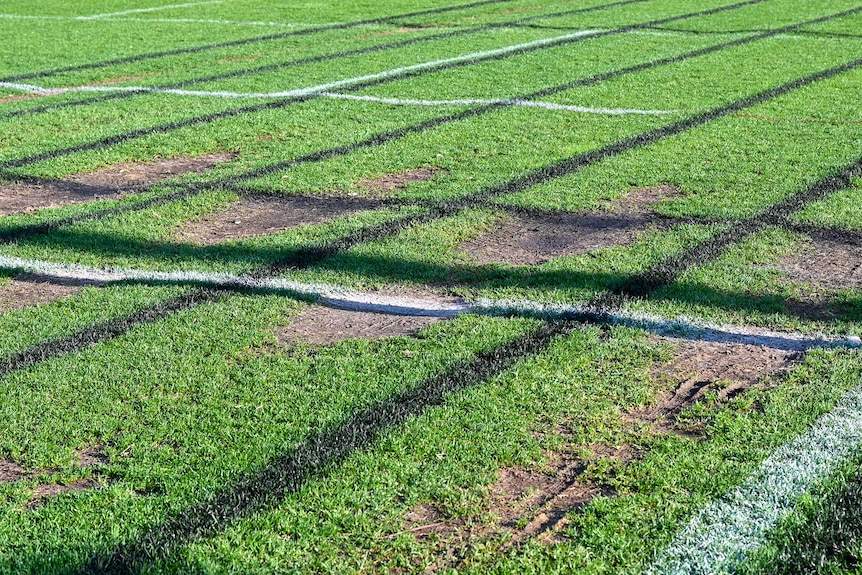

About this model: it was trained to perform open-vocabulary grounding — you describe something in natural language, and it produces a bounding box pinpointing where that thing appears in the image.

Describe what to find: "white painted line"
[95,17,343,28]
[319,92,679,115]
[646,379,862,575]
[0,13,342,27]
[0,255,858,350]
[0,29,603,100]
[77,1,224,20]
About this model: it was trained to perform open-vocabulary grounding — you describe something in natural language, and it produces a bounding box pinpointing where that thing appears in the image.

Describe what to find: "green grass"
[0,0,861,572]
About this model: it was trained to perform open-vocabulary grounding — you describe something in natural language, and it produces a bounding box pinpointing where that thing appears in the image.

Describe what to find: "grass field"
[0,0,861,573]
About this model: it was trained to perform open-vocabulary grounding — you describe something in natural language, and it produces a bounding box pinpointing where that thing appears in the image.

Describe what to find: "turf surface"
[0,0,861,573]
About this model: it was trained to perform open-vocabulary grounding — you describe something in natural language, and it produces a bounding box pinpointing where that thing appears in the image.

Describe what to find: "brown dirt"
[76,446,109,468]
[628,338,800,435]
[0,93,42,104]
[778,235,862,291]
[176,195,384,245]
[0,459,25,484]
[357,167,440,196]
[0,274,88,313]
[276,306,441,346]
[404,443,631,573]
[0,152,235,216]
[27,478,99,509]
[461,185,681,266]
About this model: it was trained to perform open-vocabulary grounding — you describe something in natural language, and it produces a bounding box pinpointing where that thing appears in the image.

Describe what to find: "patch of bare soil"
[276,306,441,346]
[778,235,862,291]
[27,478,99,509]
[405,444,631,573]
[0,152,235,216]
[0,274,90,313]
[628,338,800,435]
[461,185,681,266]
[0,459,25,484]
[357,167,440,196]
[176,195,384,245]
[76,446,109,468]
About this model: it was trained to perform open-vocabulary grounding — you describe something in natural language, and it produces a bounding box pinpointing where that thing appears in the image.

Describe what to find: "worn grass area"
[0,0,861,573]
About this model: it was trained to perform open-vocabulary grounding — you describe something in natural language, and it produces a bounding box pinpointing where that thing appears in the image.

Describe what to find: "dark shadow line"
[620,159,862,296]
[0,0,524,84]
[0,0,773,173]
[77,318,582,574]
[782,221,862,245]
[0,289,221,380]
[2,0,850,242]
[0,0,650,121]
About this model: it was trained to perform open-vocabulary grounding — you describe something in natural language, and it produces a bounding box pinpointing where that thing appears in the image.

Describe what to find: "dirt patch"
[0,459,25,484]
[778,235,862,291]
[0,74,150,105]
[0,274,89,313]
[27,478,99,509]
[461,186,681,266]
[76,446,109,468]
[176,195,384,245]
[0,152,235,216]
[461,211,659,266]
[0,93,42,104]
[276,306,441,346]
[628,338,800,435]
[357,167,440,196]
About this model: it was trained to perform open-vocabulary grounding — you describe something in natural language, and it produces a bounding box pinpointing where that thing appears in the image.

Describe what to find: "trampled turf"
[0,0,861,573]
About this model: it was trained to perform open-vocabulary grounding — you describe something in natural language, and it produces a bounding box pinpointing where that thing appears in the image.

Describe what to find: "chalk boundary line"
[1,254,858,352]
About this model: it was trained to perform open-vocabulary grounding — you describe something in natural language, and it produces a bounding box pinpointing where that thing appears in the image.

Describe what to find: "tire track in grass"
[2,53,860,385]
[0,0,651,121]
[2,2,855,245]
[0,0,524,84]
[0,0,772,174]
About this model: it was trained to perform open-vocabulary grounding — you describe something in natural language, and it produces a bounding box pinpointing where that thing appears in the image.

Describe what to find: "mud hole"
[778,234,862,291]
[461,185,681,266]
[0,274,92,313]
[276,306,441,346]
[0,152,235,216]
[176,195,384,245]
[357,167,440,196]
[628,338,800,436]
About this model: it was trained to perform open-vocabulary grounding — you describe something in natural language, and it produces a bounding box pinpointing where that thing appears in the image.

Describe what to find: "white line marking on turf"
[646,379,862,575]
[77,1,223,20]
[0,13,342,27]
[318,92,679,114]
[0,255,858,350]
[0,29,602,97]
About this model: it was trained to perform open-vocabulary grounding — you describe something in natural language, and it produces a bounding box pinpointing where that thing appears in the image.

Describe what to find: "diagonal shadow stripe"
[0,0,650,121]
[0,0,771,173]
[0,0,523,84]
[73,318,581,574]
[2,53,860,389]
[3,2,856,246]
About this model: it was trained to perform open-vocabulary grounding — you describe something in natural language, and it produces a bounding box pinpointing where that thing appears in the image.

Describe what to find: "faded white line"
[0,29,603,100]
[319,92,679,114]
[0,255,858,350]
[77,1,223,20]
[0,13,343,27]
[0,77,679,117]
[646,379,862,575]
